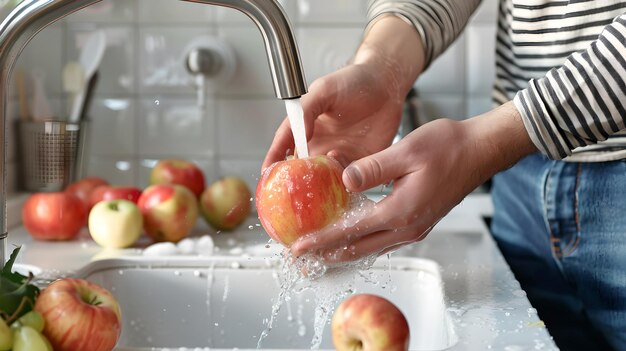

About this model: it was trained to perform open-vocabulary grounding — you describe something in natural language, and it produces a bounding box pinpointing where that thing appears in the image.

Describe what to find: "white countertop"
[6,193,558,350]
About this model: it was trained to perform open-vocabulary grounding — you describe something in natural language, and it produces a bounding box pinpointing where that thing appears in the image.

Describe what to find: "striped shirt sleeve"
[514,14,626,160]
[367,0,482,69]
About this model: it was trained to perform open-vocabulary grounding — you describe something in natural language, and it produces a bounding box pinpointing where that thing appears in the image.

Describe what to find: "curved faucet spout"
[183,0,307,99]
[0,0,308,262]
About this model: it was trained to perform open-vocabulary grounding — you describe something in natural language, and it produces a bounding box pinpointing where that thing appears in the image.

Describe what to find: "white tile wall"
[6,0,500,194]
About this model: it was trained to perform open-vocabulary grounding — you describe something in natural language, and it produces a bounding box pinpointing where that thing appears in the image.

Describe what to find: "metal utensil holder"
[17,120,88,192]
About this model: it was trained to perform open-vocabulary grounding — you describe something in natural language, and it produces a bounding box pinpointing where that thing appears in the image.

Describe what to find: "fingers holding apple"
[138,184,199,242]
[200,176,252,231]
[22,192,87,241]
[34,278,121,351]
[150,159,205,198]
[88,200,143,248]
[332,294,410,351]
[256,155,349,247]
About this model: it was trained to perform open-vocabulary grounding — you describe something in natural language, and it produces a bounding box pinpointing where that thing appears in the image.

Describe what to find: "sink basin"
[77,256,458,351]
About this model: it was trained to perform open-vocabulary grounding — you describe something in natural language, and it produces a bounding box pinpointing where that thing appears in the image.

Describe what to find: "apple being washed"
[89,200,143,248]
[332,294,410,351]
[65,177,109,209]
[137,184,199,242]
[89,185,142,208]
[34,278,121,351]
[150,159,205,198]
[22,192,87,241]
[256,155,349,246]
[200,176,252,231]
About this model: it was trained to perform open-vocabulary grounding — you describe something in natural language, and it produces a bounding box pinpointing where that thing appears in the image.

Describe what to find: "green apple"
[88,199,143,248]
[16,310,45,332]
[0,318,12,351]
[12,325,51,351]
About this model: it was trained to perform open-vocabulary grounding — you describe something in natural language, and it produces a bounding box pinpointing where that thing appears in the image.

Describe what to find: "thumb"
[342,146,407,192]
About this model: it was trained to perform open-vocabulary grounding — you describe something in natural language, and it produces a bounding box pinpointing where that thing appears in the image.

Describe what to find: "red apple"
[137,184,199,242]
[332,294,410,351]
[65,177,109,209]
[200,176,251,231]
[150,159,205,198]
[89,200,143,248]
[89,185,142,208]
[34,278,121,351]
[22,192,87,241]
[256,155,349,246]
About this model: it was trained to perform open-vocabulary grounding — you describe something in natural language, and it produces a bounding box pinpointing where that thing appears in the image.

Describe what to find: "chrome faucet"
[0,0,308,263]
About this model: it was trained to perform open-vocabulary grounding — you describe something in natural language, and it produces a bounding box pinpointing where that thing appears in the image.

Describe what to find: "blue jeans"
[491,153,626,351]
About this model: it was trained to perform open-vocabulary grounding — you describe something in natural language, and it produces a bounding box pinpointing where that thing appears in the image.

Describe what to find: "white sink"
[77,256,458,351]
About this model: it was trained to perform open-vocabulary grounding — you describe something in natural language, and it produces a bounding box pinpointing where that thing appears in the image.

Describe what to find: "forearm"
[514,13,626,159]
[464,102,537,178]
[352,15,424,100]
[367,0,482,69]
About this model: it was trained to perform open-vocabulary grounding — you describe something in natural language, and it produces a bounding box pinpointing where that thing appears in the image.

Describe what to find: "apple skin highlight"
[256,155,349,247]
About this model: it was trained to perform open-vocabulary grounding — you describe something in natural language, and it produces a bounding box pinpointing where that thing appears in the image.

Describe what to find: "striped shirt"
[368,0,626,162]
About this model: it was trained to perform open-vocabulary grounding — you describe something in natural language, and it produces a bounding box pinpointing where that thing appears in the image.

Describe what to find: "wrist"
[352,15,424,99]
[463,101,537,177]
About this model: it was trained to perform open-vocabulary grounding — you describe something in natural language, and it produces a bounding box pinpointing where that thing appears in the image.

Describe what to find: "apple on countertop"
[88,199,143,249]
[150,159,205,198]
[138,184,199,243]
[200,176,251,231]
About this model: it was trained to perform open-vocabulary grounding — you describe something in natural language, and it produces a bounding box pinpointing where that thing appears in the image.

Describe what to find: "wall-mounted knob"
[182,36,236,108]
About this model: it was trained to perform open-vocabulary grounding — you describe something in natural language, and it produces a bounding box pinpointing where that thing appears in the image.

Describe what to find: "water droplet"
[154,100,160,105]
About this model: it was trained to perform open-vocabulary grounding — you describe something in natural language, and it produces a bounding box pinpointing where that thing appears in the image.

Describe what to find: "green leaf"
[0,247,39,323]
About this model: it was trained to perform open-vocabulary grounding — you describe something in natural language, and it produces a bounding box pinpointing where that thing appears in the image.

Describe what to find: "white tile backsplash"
[138,97,216,157]
[466,24,497,96]
[65,0,136,23]
[6,0,501,194]
[138,0,214,23]
[297,27,363,82]
[139,26,213,94]
[417,34,466,94]
[216,26,275,97]
[87,156,137,186]
[87,98,136,156]
[217,98,286,158]
[295,0,368,24]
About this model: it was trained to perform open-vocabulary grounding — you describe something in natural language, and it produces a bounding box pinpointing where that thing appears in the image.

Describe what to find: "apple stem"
[108,202,119,212]
[88,295,102,306]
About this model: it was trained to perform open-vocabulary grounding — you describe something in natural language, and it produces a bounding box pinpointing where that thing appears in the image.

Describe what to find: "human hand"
[290,102,536,263]
[262,61,406,169]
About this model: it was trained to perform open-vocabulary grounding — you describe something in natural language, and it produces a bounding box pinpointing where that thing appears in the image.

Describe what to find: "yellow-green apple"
[332,294,410,351]
[256,155,349,246]
[15,310,45,332]
[12,325,52,351]
[137,184,199,242]
[64,177,109,209]
[89,186,142,208]
[0,318,12,350]
[22,192,87,241]
[88,200,143,248]
[200,176,251,231]
[34,278,121,351]
[150,159,205,198]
